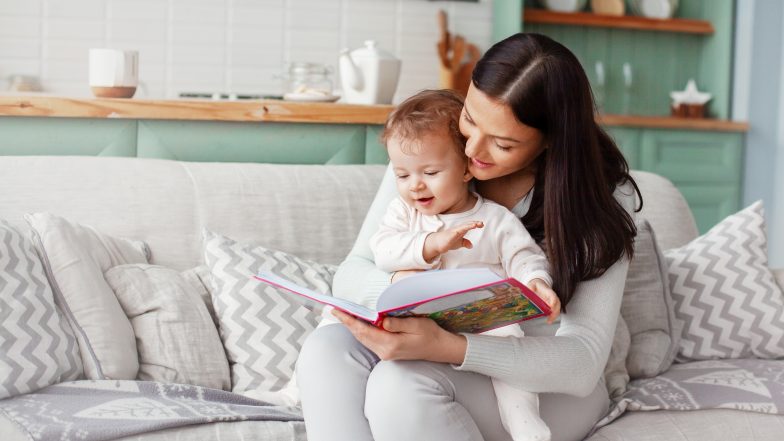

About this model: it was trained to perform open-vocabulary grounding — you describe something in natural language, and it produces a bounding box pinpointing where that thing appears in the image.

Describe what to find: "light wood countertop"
[0,95,749,132]
[0,95,394,125]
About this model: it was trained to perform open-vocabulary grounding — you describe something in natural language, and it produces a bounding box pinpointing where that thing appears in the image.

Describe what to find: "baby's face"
[387,130,473,216]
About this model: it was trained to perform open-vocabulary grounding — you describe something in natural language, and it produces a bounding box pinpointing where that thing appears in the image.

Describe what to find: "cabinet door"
[639,129,744,232]
[605,126,640,169]
[0,117,136,157]
[136,120,368,164]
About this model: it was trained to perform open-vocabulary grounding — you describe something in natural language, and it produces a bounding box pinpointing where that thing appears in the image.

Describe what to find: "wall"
[0,0,492,102]
[735,0,784,267]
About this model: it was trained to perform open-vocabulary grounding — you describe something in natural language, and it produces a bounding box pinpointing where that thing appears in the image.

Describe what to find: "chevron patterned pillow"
[0,220,82,399]
[203,230,335,405]
[665,201,784,361]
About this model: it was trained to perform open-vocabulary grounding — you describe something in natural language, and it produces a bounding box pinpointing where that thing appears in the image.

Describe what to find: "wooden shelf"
[524,8,714,35]
[598,114,747,132]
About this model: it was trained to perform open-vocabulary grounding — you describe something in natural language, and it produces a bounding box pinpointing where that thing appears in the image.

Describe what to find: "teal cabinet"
[0,117,136,157]
[604,125,744,233]
[639,129,743,233]
[639,130,743,184]
[606,126,640,169]
[605,127,744,233]
[0,116,385,166]
[136,120,370,164]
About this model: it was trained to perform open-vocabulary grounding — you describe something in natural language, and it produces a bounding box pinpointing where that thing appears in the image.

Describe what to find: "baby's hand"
[431,221,484,254]
[528,278,561,324]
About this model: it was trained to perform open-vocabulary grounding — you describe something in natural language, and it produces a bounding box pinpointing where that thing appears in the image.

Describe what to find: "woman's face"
[459,83,546,181]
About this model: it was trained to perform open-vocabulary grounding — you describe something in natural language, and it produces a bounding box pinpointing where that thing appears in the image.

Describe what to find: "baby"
[369,89,561,441]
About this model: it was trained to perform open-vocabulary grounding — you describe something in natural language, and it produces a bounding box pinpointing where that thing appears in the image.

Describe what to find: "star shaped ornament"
[670,79,712,106]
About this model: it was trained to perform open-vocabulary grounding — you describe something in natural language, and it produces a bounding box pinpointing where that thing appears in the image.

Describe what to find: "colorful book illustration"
[254,267,551,334]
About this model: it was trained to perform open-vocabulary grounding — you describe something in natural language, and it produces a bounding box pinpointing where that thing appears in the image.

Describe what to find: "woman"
[297,33,641,441]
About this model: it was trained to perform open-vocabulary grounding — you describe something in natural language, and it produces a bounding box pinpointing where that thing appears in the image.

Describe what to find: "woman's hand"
[331,309,467,364]
[529,278,561,324]
[391,269,425,283]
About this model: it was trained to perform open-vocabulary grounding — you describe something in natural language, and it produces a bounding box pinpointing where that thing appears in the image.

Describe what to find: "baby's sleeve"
[496,208,552,287]
[369,197,439,272]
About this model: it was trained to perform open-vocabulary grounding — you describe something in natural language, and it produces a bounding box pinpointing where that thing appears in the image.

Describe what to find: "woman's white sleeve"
[331,165,398,309]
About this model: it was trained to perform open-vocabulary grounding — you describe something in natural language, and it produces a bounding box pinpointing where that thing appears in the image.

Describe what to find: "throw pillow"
[621,220,680,379]
[26,213,150,380]
[665,201,784,361]
[0,220,82,398]
[105,264,231,390]
[181,264,220,328]
[203,230,335,405]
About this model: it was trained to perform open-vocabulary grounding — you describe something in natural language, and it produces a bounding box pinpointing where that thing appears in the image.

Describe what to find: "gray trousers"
[297,324,610,441]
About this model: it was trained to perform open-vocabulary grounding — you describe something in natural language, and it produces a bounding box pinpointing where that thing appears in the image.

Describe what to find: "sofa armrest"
[773,268,784,291]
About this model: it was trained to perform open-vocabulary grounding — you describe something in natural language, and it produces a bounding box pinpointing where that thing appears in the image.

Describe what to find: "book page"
[376,267,502,311]
[254,271,378,322]
[384,279,547,334]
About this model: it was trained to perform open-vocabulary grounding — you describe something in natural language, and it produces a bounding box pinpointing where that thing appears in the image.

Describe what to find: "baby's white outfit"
[370,194,553,441]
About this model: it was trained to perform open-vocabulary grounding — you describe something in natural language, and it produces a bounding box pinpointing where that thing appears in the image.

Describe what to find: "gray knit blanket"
[0,380,303,441]
[594,358,784,432]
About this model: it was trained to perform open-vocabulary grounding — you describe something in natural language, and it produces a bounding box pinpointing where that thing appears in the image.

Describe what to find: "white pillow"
[203,230,334,405]
[0,220,82,398]
[105,264,231,390]
[26,213,150,379]
[665,201,784,361]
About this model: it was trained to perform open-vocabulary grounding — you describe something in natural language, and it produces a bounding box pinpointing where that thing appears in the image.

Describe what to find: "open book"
[254,268,551,334]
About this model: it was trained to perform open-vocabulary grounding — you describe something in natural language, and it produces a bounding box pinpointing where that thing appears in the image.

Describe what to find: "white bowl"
[537,0,588,13]
[630,0,679,19]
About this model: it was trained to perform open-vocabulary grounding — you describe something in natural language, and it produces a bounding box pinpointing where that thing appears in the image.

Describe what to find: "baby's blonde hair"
[381,89,466,156]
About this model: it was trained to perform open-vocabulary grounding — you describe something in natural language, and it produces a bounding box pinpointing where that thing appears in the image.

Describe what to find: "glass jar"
[284,62,333,96]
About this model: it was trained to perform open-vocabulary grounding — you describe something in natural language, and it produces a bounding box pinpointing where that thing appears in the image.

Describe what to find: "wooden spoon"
[451,35,466,72]
[438,10,450,53]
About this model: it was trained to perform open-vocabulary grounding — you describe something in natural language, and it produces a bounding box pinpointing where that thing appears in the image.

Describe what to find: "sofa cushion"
[105,264,231,390]
[203,230,334,405]
[26,213,150,380]
[621,220,680,378]
[0,220,82,399]
[665,201,784,361]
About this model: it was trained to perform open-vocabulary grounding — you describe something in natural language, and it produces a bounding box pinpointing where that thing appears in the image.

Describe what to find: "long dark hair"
[472,33,642,309]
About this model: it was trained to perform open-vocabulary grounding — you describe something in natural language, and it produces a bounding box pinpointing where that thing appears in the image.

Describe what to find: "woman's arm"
[331,165,398,308]
[455,256,629,396]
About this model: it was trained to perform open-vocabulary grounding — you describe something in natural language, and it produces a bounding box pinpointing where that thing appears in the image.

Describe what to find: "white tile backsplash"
[0,1,42,17]
[108,0,168,21]
[0,39,41,59]
[44,0,106,19]
[0,17,42,38]
[0,0,493,101]
[44,19,105,39]
[108,20,167,42]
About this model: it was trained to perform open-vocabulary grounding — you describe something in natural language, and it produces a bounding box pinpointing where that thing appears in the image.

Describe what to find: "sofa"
[0,156,782,441]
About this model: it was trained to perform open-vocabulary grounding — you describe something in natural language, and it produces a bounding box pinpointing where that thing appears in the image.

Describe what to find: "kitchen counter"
[0,95,748,131]
[0,95,394,125]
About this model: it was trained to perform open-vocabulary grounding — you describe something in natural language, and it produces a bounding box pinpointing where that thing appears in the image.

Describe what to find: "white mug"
[89,49,138,98]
